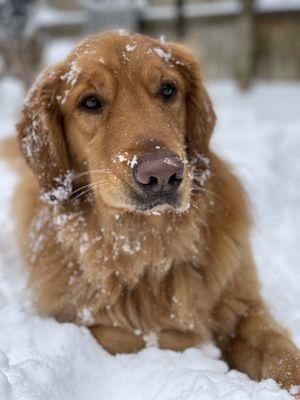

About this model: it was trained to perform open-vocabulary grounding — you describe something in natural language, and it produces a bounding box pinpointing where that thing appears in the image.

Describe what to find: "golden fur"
[12,31,300,393]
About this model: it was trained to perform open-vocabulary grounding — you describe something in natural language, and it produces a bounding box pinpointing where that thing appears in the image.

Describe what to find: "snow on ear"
[17,63,73,204]
[166,42,216,158]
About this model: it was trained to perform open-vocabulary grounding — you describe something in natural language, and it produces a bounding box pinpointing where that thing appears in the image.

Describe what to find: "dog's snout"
[134,155,184,194]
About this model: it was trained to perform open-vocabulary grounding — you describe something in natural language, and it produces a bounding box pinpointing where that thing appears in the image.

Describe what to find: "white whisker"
[72,169,112,180]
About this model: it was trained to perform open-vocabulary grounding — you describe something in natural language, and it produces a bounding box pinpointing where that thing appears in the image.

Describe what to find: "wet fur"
[13,32,300,393]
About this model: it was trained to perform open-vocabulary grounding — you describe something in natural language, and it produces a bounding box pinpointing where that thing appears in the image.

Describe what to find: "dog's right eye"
[79,95,102,112]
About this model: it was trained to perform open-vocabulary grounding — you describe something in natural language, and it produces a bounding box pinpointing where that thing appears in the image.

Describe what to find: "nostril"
[168,173,182,186]
[167,171,184,192]
[149,176,159,186]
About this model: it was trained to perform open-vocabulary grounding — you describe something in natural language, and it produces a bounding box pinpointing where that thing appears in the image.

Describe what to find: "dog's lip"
[129,190,181,211]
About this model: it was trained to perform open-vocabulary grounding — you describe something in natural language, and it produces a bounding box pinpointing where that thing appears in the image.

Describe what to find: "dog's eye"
[79,95,102,112]
[160,82,177,101]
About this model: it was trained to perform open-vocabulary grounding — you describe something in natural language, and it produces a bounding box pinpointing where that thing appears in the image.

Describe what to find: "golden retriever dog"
[13,31,300,394]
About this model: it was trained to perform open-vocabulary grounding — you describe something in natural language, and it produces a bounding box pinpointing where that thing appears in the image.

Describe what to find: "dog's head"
[18,31,216,213]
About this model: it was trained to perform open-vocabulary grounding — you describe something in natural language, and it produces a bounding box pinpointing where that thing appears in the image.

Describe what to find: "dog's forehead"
[70,31,176,75]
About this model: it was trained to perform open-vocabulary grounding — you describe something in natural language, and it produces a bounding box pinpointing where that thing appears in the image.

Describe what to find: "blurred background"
[0,0,300,89]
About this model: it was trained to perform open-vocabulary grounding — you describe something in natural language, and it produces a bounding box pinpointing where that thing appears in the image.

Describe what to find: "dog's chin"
[128,191,189,214]
[95,188,190,215]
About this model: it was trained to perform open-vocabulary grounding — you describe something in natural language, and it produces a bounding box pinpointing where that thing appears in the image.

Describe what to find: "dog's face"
[18,31,216,213]
[62,33,189,212]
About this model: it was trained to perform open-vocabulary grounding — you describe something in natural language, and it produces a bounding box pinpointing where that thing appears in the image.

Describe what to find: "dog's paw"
[262,341,300,396]
[271,357,300,397]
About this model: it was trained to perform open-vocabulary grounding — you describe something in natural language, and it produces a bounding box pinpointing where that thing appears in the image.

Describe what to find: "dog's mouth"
[130,190,182,212]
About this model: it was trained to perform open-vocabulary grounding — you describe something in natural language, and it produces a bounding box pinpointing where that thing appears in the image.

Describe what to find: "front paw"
[262,344,300,396]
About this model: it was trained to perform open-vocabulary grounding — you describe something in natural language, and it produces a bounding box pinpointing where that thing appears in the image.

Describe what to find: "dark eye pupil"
[161,83,176,100]
[81,96,101,111]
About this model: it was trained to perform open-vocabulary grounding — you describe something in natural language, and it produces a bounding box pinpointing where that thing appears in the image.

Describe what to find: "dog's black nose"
[134,155,184,194]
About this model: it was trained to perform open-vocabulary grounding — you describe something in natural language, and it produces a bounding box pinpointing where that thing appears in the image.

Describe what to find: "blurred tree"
[0,0,37,88]
[176,0,185,39]
[236,0,256,89]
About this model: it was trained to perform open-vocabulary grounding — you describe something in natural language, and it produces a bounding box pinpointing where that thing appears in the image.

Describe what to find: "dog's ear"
[17,64,73,203]
[166,42,216,158]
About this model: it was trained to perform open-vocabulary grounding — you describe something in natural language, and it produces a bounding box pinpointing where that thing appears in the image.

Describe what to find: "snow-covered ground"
[0,76,299,400]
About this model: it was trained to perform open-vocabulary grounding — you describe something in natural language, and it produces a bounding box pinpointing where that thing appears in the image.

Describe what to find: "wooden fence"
[1,0,300,87]
[141,1,300,83]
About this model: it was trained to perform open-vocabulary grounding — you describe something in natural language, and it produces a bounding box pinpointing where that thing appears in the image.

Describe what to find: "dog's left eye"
[79,95,102,112]
[160,82,177,101]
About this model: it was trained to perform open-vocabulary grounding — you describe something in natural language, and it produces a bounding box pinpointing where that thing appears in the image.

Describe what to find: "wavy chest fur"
[27,197,215,330]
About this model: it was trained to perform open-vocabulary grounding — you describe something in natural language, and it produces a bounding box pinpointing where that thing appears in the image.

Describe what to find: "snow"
[1,77,300,399]
[56,60,81,105]
[153,47,172,63]
[257,0,300,12]
[27,4,87,33]
[60,60,81,86]
[40,171,74,204]
[0,78,24,138]
[42,39,78,67]
[211,82,300,340]
[113,152,139,168]
[125,44,137,52]
[79,0,145,11]
[116,29,129,37]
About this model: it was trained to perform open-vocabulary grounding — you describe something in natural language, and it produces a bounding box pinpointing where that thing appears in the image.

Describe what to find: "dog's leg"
[90,325,145,354]
[221,308,300,393]
[212,245,300,394]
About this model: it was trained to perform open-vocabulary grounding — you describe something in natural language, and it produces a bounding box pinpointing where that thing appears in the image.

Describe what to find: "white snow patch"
[40,171,74,203]
[42,39,77,66]
[143,332,158,348]
[78,307,94,325]
[130,155,138,168]
[163,157,179,166]
[290,385,300,396]
[113,153,138,169]
[125,44,137,52]
[116,29,129,37]
[153,47,172,63]
[60,60,81,86]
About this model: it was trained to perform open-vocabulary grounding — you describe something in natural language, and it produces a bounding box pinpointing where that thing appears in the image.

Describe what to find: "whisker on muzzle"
[72,169,112,180]
[71,180,113,201]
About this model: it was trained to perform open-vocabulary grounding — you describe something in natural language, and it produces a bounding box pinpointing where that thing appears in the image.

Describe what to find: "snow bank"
[0,78,299,399]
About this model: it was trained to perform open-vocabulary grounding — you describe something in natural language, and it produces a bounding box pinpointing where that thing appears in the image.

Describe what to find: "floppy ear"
[17,64,73,203]
[167,42,216,158]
